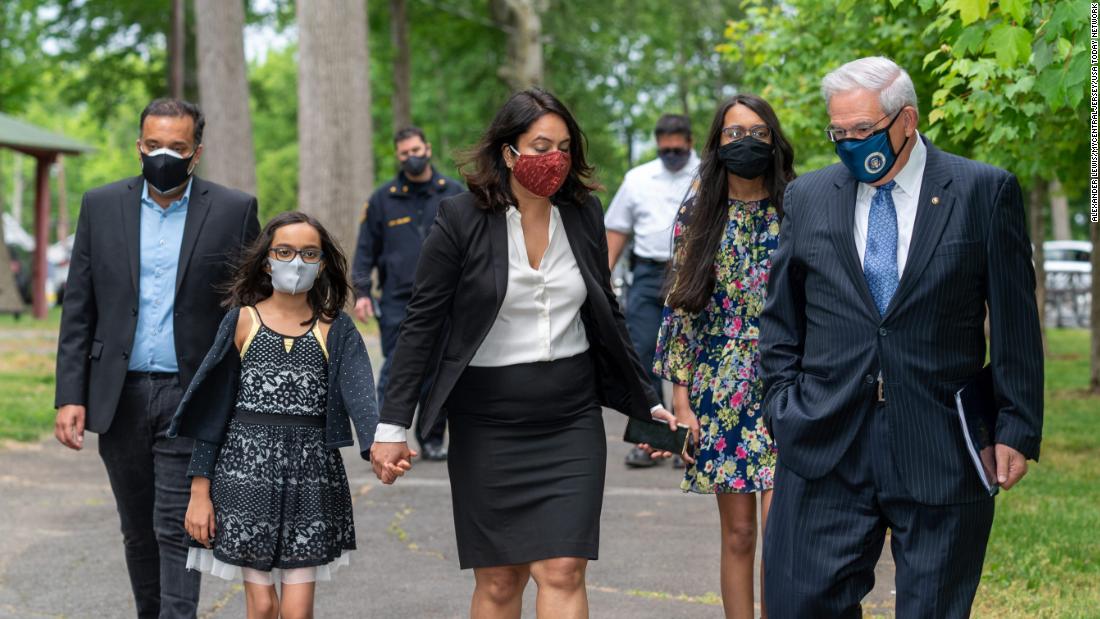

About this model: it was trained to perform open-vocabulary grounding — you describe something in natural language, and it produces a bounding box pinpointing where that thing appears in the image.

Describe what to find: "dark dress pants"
[624,259,666,402]
[622,260,668,443]
[97,373,200,619]
[763,403,995,618]
[376,295,445,446]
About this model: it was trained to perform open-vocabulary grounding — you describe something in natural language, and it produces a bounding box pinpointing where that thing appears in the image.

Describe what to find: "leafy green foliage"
[720,0,1089,197]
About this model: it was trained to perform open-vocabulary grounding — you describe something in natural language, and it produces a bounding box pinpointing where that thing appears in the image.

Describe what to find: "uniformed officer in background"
[605,113,699,468]
[352,126,463,461]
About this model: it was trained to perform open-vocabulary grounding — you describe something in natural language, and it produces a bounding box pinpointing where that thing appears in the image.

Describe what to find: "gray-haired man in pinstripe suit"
[759,57,1043,618]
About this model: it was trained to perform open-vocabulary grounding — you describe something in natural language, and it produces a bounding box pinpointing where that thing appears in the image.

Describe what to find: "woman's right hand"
[185,478,216,548]
[673,385,700,464]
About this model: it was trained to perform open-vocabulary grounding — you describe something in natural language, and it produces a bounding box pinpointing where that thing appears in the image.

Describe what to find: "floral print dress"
[653,198,779,494]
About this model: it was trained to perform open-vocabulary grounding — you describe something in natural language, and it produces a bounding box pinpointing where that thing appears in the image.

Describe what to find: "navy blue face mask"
[834,110,910,184]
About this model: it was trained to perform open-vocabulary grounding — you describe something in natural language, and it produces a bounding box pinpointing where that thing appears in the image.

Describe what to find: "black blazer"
[759,137,1043,505]
[380,191,661,433]
[55,175,260,433]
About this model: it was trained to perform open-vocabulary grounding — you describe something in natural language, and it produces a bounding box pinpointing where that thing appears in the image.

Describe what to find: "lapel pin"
[931,196,941,205]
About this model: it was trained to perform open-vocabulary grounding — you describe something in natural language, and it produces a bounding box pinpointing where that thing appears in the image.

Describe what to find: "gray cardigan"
[167,307,379,477]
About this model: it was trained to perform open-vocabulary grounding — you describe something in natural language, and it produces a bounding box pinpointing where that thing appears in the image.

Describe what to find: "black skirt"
[445,352,606,569]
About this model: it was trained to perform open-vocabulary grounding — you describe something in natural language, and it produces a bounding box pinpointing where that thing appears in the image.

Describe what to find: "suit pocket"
[933,240,981,257]
[89,340,103,360]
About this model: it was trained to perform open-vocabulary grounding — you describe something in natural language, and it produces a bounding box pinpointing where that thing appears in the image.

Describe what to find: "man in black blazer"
[54,99,260,619]
[759,57,1042,618]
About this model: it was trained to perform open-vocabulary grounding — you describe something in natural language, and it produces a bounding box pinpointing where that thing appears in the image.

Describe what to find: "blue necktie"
[863,180,898,316]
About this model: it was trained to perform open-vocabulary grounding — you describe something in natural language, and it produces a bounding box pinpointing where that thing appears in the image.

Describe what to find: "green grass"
[973,329,1100,618]
[0,311,58,442]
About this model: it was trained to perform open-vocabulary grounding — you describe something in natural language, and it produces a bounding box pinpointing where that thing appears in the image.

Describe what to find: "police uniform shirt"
[603,152,700,262]
[352,170,463,301]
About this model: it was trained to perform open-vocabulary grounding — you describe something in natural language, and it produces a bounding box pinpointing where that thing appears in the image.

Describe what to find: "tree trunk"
[1091,219,1099,394]
[194,0,257,195]
[390,0,412,133]
[56,155,68,242]
[169,0,186,98]
[297,0,374,259]
[1028,178,1048,356]
[674,11,690,115]
[12,154,23,222]
[491,0,545,90]
[0,220,24,314]
[1049,177,1071,241]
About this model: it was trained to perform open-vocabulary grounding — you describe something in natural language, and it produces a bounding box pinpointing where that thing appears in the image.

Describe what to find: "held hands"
[995,443,1029,490]
[54,405,86,450]
[370,441,418,485]
[185,477,216,548]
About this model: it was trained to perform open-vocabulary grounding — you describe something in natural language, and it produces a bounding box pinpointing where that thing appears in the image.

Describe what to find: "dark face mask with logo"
[717,137,774,179]
[834,110,910,184]
[141,148,196,194]
[401,154,431,177]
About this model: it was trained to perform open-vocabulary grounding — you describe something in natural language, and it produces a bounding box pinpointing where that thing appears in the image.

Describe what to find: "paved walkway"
[0,333,897,618]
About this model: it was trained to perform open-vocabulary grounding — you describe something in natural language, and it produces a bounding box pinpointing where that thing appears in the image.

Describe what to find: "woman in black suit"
[369,88,677,618]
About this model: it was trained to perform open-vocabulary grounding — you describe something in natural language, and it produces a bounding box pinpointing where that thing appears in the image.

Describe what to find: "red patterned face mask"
[509,145,571,198]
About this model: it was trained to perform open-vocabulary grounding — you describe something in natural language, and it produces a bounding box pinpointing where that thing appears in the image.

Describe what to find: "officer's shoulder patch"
[359,201,370,223]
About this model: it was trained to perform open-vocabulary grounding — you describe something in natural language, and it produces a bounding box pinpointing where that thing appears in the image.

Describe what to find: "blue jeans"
[624,259,667,404]
[98,373,200,619]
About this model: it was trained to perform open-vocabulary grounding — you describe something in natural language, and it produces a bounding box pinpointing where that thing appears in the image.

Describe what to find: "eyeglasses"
[824,114,889,143]
[139,140,196,158]
[269,247,324,264]
[721,125,771,142]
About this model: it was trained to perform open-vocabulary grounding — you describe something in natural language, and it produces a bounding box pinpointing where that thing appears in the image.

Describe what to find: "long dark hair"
[461,88,599,211]
[666,94,796,313]
[223,211,350,325]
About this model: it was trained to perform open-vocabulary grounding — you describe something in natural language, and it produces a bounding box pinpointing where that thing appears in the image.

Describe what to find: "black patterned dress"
[187,310,355,580]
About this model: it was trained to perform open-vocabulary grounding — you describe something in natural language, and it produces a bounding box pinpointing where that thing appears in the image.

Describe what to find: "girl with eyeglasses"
[167,211,379,619]
[651,94,795,619]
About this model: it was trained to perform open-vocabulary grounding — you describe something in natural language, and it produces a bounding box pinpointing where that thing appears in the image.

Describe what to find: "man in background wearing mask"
[54,98,260,618]
[760,57,1043,616]
[605,113,699,469]
[352,126,462,461]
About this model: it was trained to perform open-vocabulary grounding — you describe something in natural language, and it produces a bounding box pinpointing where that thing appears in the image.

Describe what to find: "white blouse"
[373,204,662,444]
[469,205,589,366]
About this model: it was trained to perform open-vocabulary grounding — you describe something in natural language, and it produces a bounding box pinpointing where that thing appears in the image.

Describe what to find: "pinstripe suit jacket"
[759,137,1043,505]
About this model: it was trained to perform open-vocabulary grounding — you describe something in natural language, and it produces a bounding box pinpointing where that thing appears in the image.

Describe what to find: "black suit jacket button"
[879,327,888,336]
[122,352,129,360]
[131,308,138,316]
[864,374,875,384]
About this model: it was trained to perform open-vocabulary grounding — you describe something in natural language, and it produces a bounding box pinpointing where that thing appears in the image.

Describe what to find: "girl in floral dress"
[653,94,795,619]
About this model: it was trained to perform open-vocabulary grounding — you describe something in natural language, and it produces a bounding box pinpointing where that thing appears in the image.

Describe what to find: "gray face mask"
[267,257,321,295]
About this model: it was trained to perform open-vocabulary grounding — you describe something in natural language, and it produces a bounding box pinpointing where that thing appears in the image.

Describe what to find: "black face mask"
[717,137,774,179]
[141,148,195,194]
[658,148,691,172]
[401,155,431,177]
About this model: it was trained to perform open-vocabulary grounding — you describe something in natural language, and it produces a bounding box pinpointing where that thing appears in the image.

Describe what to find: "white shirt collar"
[881,131,926,197]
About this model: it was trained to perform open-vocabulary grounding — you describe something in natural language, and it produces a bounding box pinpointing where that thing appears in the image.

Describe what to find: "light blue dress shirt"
[129,180,192,372]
